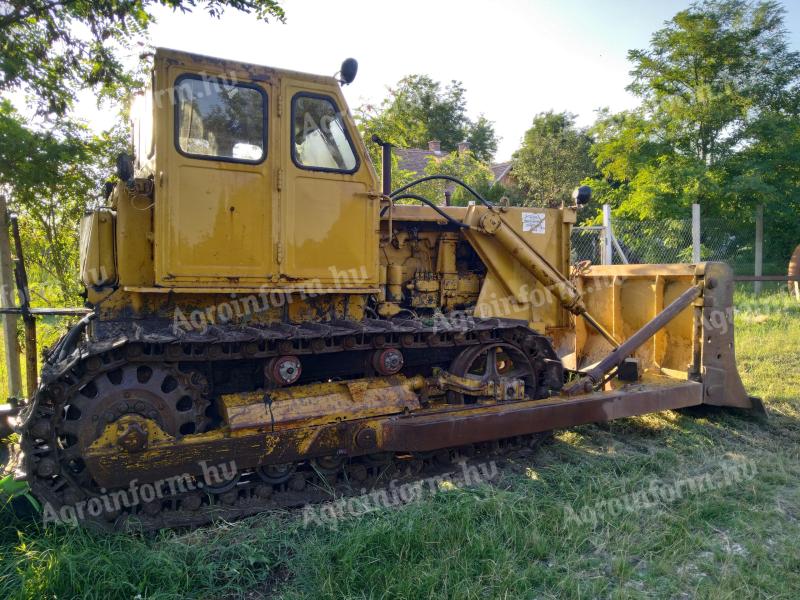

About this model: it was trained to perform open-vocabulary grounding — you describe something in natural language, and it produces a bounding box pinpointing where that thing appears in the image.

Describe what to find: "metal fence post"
[602,204,613,265]
[755,205,764,295]
[0,195,23,398]
[692,204,701,263]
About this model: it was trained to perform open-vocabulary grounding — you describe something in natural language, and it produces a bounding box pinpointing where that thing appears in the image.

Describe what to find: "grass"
[1,287,799,599]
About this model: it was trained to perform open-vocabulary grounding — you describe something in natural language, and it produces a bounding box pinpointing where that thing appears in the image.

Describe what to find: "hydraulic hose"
[391,175,494,207]
[389,194,469,228]
[54,312,96,363]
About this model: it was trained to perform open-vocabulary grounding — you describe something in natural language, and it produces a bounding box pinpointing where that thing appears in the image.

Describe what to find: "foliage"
[589,0,800,267]
[465,115,497,163]
[511,111,595,207]
[412,149,497,206]
[627,0,798,166]
[0,0,285,117]
[0,101,127,306]
[356,74,499,162]
[0,473,39,512]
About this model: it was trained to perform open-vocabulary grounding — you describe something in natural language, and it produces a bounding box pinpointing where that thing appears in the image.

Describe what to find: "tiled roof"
[393,145,511,201]
[397,149,511,182]
[395,148,442,176]
[491,161,512,183]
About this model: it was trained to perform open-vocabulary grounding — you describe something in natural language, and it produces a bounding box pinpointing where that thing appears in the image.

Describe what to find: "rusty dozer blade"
[572,261,763,413]
[463,205,759,414]
[564,282,703,395]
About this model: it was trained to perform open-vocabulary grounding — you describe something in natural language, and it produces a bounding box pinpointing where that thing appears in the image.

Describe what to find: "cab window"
[175,75,267,163]
[131,86,153,170]
[292,93,358,172]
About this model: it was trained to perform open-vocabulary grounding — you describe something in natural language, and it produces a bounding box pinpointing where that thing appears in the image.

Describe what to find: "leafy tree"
[511,111,594,207]
[465,115,498,163]
[0,101,127,305]
[356,75,498,162]
[589,0,800,271]
[412,149,496,206]
[627,0,798,167]
[1,0,285,116]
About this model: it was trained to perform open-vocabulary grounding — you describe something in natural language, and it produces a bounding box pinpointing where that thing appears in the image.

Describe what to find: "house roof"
[491,161,512,183]
[394,143,511,201]
[395,147,456,195]
[395,148,443,175]
[396,148,511,182]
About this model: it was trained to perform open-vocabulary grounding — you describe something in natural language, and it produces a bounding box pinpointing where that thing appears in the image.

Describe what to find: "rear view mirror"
[338,58,358,85]
[116,153,134,183]
[573,185,592,206]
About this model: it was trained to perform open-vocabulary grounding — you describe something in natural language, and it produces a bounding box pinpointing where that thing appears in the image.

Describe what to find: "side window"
[292,93,358,172]
[131,73,155,169]
[175,76,267,163]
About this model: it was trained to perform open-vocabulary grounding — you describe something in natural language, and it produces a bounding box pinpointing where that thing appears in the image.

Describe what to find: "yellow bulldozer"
[2,49,762,528]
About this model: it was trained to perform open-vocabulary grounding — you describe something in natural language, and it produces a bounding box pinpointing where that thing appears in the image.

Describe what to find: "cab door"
[156,65,275,285]
[279,81,378,286]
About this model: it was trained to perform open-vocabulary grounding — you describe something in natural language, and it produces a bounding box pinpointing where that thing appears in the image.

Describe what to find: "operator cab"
[123,48,379,292]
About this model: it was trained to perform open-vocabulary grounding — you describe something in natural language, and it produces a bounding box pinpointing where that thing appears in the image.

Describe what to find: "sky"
[86,0,800,161]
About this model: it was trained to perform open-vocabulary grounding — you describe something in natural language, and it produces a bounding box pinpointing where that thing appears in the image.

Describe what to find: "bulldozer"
[4,48,762,528]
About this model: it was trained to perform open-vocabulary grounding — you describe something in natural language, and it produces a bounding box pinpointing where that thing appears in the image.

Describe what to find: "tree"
[591,0,800,217]
[413,149,496,207]
[589,0,800,270]
[466,115,498,163]
[511,111,594,207]
[356,75,499,162]
[627,0,798,168]
[0,101,127,305]
[1,0,285,116]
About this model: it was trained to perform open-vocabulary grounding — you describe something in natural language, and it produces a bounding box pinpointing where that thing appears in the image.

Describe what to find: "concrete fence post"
[755,205,764,295]
[692,203,701,263]
[602,204,613,265]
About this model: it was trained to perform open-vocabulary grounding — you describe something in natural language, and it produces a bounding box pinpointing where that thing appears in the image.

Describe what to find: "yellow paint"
[79,209,117,287]
[221,376,424,430]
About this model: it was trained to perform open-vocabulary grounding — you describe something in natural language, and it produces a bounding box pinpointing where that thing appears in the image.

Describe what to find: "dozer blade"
[572,261,763,413]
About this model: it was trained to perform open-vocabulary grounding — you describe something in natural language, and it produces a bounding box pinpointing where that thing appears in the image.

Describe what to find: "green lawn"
[1,287,799,599]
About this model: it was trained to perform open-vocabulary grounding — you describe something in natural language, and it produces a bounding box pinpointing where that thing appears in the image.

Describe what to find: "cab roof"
[154,47,340,87]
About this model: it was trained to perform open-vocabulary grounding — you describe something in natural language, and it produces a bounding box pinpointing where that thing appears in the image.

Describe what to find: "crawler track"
[17,316,561,530]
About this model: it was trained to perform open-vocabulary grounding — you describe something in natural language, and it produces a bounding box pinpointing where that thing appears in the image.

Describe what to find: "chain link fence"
[571,209,785,276]
[570,226,604,266]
